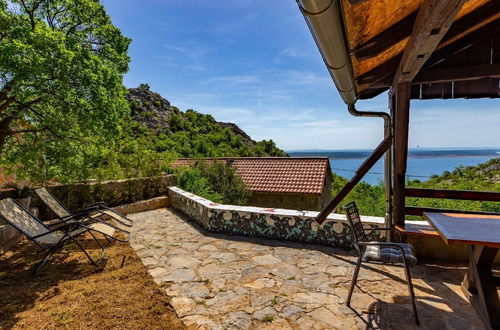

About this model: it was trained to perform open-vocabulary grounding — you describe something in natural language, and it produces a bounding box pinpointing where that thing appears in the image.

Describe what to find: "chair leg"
[73,235,105,267]
[31,245,60,276]
[347,253,363,307]
[403,264,420,325]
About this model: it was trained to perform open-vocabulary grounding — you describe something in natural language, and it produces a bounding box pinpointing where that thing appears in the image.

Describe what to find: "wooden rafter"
[353,1,500,61]
[393,0,467,85]
[357,18,500,99]
[362,64,500,88]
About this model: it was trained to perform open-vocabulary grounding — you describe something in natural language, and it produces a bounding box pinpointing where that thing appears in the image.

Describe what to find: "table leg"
[462,245,500,329]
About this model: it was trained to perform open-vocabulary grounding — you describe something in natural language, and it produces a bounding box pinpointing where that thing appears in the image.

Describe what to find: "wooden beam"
[315,135,392,225]
[357,18,500,91]
[406,188,500,202]
[405,206,500,217]
[392,83,411,228]
[415,63,500,84]
[365,63,500,88]
[393,0,467,85]
[354,1,500,61]
[354,11,417,60]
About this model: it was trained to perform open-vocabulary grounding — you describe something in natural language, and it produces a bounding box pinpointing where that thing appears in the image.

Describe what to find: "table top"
[423,212,500,248]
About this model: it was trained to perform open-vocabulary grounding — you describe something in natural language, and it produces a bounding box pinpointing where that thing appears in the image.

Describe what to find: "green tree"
[0,0,130,155]
[177,160,251,205]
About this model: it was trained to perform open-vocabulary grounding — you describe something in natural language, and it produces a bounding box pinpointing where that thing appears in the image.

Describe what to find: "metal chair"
[35,187,132,242]
[343,201,419,325]
[0,198,116,275]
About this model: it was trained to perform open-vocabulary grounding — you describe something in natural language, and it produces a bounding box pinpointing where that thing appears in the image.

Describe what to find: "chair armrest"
[73,205,100,213]
[48,213,89,228]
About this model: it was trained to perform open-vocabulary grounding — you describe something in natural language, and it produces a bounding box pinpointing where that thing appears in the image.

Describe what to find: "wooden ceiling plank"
[354,1,500,61]
[353,11,417,60]
[393,0,467,85]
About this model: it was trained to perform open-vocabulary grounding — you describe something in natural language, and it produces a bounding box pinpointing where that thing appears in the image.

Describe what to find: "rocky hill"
[127,86,258,148]
[125,85,286,157]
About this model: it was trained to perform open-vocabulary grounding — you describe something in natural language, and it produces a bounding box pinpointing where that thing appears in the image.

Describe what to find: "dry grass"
[0,236,184,329]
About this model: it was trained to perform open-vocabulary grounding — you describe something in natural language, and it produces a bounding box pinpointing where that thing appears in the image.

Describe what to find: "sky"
[101,0,500,151]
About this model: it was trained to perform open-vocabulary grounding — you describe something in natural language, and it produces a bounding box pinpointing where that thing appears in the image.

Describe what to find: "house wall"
[320,171,332,210]
[247,192,321,211]
[246,174,332,211]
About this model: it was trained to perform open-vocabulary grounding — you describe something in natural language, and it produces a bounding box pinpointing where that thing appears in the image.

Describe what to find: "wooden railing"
[404,188,500,216]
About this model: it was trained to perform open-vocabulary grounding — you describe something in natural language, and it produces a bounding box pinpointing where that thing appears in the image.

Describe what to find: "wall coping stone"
[169,186,392,225]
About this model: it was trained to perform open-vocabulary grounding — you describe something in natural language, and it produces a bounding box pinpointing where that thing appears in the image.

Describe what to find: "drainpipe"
[348,104,393,233]
[297,0,393,232]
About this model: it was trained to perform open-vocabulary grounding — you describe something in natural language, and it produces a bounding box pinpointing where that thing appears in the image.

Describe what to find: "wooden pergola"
[297,0,500,228]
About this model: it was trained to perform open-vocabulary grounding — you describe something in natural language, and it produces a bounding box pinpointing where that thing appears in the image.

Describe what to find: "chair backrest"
[0,198,51,245]
[35,187,72,218]
[343,201,367,243]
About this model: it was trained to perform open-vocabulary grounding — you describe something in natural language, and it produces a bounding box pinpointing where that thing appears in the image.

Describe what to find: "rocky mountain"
[126,86,258,148]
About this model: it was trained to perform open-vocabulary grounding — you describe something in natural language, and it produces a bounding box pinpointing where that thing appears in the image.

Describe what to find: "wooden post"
[392,83,411,228]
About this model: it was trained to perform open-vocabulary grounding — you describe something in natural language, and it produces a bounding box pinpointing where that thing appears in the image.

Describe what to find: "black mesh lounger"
[343,201,420,325]
[35,187,131,242]
[0,198,116,275]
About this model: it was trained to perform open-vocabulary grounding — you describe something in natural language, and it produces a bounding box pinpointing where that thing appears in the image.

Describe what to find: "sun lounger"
[35,187,132,241]
[0,198,116,275]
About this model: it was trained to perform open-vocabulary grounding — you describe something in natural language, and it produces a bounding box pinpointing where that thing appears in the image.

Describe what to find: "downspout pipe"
[297,0,393,230]
[348,104,393,231]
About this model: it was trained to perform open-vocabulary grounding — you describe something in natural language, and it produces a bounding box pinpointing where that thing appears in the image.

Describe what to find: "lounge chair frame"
[35,187,132,242]
[0,198,107,275]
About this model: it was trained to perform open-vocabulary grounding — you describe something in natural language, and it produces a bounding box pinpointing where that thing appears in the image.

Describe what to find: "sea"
[288,148,500,185]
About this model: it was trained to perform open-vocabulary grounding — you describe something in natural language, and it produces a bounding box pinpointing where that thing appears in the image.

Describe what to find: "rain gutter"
[297,0,393,228]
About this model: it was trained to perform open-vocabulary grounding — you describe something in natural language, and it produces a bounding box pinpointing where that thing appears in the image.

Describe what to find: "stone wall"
[46,175,176,210]
[169,186,385,249]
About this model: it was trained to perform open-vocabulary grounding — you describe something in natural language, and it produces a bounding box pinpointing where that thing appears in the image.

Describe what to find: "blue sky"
[101,0,500,151]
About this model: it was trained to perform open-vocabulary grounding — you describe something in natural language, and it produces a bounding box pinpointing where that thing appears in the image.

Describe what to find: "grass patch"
[260,315,274,323]
[287,276,295,280]
[0,237,185,329]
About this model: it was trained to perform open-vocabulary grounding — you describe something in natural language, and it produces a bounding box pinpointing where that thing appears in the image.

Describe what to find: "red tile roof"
[171,157,330,195]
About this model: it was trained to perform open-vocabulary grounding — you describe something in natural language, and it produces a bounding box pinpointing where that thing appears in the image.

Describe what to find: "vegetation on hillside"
[333,157,500,218]
[177,161,251,205]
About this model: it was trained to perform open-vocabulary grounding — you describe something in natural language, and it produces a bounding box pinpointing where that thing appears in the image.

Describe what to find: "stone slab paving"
[128,208,485,330]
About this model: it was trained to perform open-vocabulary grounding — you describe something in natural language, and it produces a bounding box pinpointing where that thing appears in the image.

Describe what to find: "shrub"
[176,161,251,205]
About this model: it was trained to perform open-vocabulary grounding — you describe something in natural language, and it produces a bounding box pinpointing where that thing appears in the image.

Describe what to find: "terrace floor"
[129,208,488,330]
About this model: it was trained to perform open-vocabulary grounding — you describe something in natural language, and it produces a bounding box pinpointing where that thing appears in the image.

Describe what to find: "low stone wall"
[169,187,385,248]
[46,175,176,210]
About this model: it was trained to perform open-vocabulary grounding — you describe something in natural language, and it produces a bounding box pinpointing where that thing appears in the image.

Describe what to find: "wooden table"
[423,212,500,329]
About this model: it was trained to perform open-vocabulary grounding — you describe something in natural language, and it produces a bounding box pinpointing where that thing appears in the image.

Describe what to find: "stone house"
[172,157,332,211]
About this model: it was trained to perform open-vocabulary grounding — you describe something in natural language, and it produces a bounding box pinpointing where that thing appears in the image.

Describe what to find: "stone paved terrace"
[128,208,486,329]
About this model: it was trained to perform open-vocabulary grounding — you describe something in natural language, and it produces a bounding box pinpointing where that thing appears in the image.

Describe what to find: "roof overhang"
[298,0,500,103]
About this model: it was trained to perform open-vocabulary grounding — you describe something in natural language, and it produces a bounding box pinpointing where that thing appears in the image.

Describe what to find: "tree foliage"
[0,0,130,158]
[332,158,500,218]
[177,160,251,205]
